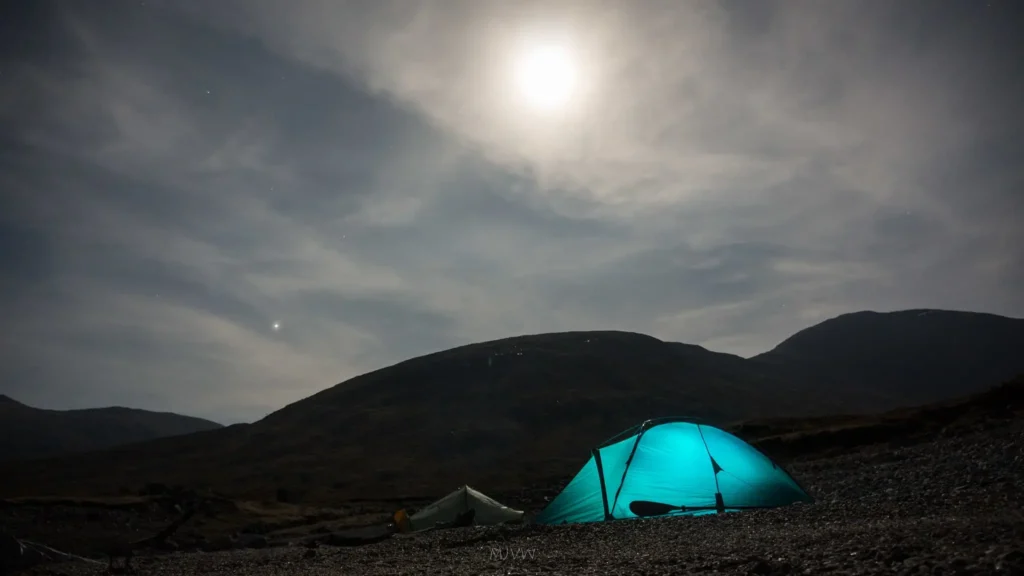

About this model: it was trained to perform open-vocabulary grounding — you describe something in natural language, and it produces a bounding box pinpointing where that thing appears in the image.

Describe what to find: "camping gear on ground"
[535,418,813,525]
[392,508,412,533]
[394,485,525,533]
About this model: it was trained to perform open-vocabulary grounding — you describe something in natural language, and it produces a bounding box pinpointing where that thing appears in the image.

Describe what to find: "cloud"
[0,0,1021,421]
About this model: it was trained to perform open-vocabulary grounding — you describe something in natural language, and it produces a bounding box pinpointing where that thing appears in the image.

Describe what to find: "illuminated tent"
[535,419,812,525]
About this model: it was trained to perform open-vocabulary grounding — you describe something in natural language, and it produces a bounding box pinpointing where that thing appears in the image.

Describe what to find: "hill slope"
[737,374,1024,463]
[0,331,845,501]
[0,396,223,462]
[751,308,1024,407]
[1,309,1022,503]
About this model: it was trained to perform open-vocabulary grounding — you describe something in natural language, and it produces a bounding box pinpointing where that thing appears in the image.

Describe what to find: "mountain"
[0,331,840,502]
[0,396,223,462]
[0,309,1021,504]
[751,308,1024,407]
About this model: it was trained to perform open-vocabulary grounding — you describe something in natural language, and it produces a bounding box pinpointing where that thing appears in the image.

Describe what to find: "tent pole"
[696,424,724,512]
[609,422,650,515]
[592,449,612,520]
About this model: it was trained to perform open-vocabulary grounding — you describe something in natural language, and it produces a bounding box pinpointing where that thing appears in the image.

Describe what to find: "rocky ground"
[13,416,1023,576]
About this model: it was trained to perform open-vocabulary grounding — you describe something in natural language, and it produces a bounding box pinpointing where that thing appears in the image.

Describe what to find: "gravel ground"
[24,420,1024,575]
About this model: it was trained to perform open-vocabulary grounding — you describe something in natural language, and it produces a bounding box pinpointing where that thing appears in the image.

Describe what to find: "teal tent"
[535,419,812,525]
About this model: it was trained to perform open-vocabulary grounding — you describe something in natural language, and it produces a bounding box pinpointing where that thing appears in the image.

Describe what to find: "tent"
[535,419,812,525]
[394,485,525,532]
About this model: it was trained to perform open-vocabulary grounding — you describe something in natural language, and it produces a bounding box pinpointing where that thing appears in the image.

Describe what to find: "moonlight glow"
[513,42,577,112]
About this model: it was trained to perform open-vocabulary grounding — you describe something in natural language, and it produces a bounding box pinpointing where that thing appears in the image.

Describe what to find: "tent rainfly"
[535,419,813,525]
[394,485,525,532]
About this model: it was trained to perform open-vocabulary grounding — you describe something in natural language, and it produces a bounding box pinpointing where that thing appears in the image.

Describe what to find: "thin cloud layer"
[0,0,1020,422]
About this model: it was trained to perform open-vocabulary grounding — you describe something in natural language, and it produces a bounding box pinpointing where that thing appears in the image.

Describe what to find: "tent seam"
[696,424,724,507]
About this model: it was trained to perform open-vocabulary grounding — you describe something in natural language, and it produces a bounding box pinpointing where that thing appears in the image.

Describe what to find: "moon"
[513,42,577,112]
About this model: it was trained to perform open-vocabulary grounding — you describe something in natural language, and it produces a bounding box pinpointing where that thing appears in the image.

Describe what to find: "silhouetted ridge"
[0,399,224,462]
[2,309,1022,503]
[0,395,23,406]
[753,309,1024,406]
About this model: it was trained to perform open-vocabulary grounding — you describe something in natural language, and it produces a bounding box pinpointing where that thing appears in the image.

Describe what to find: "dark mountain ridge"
[752,308,1024,406]
[0,397,224,462]
[0,309,1021,503]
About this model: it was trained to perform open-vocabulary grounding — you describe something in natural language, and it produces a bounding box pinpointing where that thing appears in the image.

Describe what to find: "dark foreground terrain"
[10,383,1023,575]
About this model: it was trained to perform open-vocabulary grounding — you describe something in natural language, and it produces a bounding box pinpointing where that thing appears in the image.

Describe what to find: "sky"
[1,0,1021,424]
